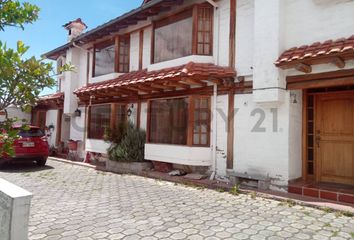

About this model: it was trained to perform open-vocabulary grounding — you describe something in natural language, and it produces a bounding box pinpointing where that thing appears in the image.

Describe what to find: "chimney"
[63,18,87,42]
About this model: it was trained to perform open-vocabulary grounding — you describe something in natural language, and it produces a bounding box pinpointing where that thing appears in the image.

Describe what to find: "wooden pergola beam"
[331,57,345,69]
[295,63,312,73]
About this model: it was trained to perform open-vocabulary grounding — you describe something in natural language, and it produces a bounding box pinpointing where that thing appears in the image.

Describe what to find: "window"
[148,96,210,146]
[154,10,193,63]
[88,104,127,140]
[94,40,115,77]
[196,6,213,55]
[152,4,213,63]
[88,105,111,139]
[117,36,130,73]
[192,97,210,145]
[150,98,189,145]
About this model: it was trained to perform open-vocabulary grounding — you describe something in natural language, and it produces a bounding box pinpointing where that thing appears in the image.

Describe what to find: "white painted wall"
[0,178,32,240]
[45,110,58,147]
[145,144,212,166]
[284,0,354,50]
[130,32,140,71]
[233,93,292,189]
[235,0,254,76]
[86,139,110,154]
[142,27,152,69]
[0,106,31,124]
[140,102,148,131]
[215,95,229,176]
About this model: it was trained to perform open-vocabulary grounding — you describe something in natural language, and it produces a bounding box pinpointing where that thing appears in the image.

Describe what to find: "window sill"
[145,143,212,166]
[89,72,124,84]
[148,55,214,72]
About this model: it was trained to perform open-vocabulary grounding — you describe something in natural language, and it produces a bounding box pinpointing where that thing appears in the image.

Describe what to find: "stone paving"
[0,159,353,240]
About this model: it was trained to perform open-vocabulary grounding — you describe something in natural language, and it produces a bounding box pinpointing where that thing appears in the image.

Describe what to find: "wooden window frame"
[115,35,130,73]
[88,103,127,140]
[92,39,115,78]
[151,3,214,64]
[147,95,211,147]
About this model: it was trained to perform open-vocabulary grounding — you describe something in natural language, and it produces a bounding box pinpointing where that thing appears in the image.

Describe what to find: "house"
[37,0,354,198]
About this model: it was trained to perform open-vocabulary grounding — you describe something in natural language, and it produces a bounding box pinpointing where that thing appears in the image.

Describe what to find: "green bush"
[107,122,146,162]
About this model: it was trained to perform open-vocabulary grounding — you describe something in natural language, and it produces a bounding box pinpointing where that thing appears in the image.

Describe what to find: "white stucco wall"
[130,32,140,71]
[0,106,31,124]
[235,0,254,76]
[45,110,58,147]
[145,144,212,166]
[142,27,152,69]
[233,93,293,188]
[140,102,148,131]
[86,139,110,155]
[284,0,354,50]
[215,95,229,176]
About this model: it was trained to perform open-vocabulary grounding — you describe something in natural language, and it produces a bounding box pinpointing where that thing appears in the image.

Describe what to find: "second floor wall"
[57,0,354,101]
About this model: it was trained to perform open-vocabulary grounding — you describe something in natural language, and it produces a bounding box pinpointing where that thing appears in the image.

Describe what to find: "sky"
[0,0,143,95]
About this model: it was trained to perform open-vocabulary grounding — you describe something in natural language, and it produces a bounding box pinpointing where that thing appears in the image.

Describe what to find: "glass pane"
[94,43,115,77]
[150,98,189,145]
[89,105,111,139]
[308,122,313,133]
[307,135,314,148]
[193,134,200,145]
[201,134,207,145]
[201,124,208,133]
[308,162,314,175]
[308,109,314,121]
[154,17,193,63]
[307,149,313,161]
[198,44,204,54]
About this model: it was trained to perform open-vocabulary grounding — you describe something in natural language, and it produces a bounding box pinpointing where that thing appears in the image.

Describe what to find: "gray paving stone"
[0,159,353,240]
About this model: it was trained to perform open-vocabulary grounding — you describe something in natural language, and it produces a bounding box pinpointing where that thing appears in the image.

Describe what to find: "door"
[315,93,354,185]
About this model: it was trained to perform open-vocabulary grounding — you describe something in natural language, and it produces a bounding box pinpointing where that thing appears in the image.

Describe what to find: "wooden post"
[227,0,236,170]
[139,30,144,70]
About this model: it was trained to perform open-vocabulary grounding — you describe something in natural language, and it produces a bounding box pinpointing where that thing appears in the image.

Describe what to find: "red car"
[0,125,49,167]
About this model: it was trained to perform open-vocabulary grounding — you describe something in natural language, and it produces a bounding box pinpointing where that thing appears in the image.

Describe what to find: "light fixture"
[74,108,81,117]
[127,104,134,117]
[290,93,298,104]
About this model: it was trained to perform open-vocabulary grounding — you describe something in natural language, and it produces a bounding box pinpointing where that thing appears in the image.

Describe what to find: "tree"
[0,1,72,158]
[0,0,39,30]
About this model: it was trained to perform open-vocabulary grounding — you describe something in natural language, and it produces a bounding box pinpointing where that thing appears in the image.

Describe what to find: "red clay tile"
[275,35,354,67]
[320,190,338,201]
[74,62,236,98]
[288,186,302,195]
[338,194,354,204]
[303,188,319,198]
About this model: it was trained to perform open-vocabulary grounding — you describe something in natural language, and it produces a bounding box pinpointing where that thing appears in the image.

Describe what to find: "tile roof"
[74,62,236,95]
[39,92,64,101]
[275,35,354,67]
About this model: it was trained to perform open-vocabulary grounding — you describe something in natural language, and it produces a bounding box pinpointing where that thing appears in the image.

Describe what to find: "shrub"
[107,122,146,162]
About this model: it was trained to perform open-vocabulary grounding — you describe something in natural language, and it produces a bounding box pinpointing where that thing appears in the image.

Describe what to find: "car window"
[18,129,44,137]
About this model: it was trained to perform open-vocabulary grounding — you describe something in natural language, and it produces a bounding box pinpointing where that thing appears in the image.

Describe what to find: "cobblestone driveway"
[0,159,353,240]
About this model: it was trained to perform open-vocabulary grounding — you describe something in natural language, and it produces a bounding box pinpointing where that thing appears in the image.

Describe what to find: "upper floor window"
[94,40,115,77]
[152,3,213,64]
[93,36,130,77]
[117,35,130,73]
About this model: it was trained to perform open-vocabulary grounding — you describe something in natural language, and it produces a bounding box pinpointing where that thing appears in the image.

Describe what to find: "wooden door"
[315,93,354,185]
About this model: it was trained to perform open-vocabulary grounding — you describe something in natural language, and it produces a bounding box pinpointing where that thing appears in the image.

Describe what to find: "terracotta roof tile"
[39,92,64,101]
[74,62,235,96]
[275,35,354,67]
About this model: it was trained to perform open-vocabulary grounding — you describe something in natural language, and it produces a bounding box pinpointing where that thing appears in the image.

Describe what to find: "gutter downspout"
[210,83,218,180]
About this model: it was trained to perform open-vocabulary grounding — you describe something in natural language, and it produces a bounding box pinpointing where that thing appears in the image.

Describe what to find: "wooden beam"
[227,90,235,169]
[151,83,175,91]
[331,57,345,69]
[139,30,144,70]
[229,0,236,68]
[181,78,207,87]
[125,86,150,94]
[165,81,191,89]
[295,63,312,73]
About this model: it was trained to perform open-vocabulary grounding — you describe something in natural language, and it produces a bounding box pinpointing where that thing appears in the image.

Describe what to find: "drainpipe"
[210,83,218,180]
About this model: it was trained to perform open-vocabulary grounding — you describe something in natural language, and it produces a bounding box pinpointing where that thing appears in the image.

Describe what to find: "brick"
[303,188,319,198]
[319,190,337,201]
[338,194,354,204]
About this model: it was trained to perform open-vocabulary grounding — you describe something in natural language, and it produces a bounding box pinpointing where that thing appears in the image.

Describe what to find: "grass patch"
[278,199,296,207]
[216,188,225,193]
[229,184,240,196]
[350,232,354,238]
[250,192,257,199]
[324,223,331,227]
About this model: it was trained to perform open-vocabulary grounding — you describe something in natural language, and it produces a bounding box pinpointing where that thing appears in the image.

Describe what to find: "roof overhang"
[35,92,64,109]
[275,35,354,73]
[74,62,236,105]
[43,0,184,60]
